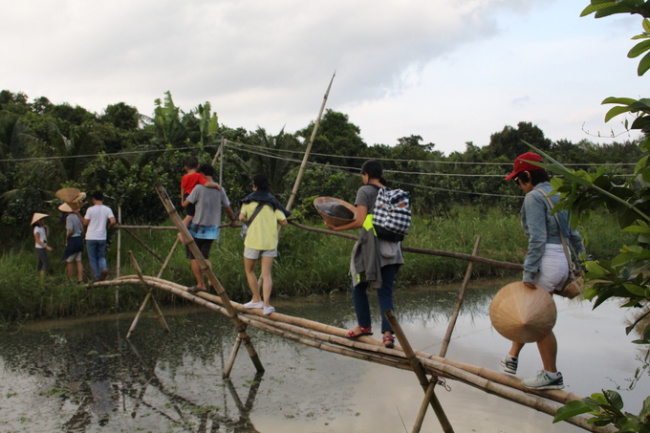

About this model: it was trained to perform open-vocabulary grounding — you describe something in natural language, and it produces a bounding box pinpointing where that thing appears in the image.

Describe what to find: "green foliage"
[554,391,650,432]
[544,3,650,430]
[0,208,627,322]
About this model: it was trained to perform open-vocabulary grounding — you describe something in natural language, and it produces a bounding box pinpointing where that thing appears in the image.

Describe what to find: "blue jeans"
[86,240,107,280]
[352,264,400,334]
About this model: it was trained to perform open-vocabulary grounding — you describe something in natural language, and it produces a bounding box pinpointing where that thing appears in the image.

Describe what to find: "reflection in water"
[0,279,645,433]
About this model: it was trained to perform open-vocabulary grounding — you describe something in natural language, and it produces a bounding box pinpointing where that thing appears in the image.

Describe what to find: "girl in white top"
[32,213,53,276]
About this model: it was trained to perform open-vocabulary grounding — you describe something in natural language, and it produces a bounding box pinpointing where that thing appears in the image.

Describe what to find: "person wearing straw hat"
[501,152,586,390]
[32,213,53,277]
[325,160,404,349]
[81,191,116,282]
[59,202,85,283]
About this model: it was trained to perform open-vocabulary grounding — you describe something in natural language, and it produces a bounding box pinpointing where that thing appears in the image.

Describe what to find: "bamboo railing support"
[289,221,522,271]
[126,251,169,338]
[285,72,335,212]
[116,204,122,303]
[413,237,481,432]
[385,310,454,433]
[439,236,482,358]
[154,182,264,375]
[412,381,437,433]
[223,336,242,378]
[157,238,180,279]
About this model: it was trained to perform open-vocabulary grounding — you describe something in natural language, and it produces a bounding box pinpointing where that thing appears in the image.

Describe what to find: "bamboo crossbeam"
[126,251,169,338]
[288,221,523,270]
[98,276,613,432]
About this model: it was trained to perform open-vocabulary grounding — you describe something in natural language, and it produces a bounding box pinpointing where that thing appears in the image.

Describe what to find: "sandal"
[347,325,373,338]
[188,286,206,294]
[382,335,395,349]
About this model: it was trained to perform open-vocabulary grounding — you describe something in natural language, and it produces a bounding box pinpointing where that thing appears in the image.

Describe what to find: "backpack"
[372,187,411,242]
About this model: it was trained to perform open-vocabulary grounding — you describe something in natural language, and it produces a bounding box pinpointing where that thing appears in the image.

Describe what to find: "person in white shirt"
[81,191,116,282]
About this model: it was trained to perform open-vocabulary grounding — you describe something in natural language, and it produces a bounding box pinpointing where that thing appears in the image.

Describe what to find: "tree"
[549,2,650,430]
[483,121,551,161]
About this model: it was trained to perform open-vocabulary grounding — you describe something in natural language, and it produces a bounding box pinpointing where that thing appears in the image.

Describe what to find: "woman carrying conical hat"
[498,152,587,390]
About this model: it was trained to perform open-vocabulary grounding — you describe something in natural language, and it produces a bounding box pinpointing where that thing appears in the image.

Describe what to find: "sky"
[2,0,644,155]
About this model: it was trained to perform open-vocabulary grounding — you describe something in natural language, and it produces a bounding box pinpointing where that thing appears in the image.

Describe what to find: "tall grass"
[0,206,631,322]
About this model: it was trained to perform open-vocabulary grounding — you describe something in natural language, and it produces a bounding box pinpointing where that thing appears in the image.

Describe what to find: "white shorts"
[535,243,570,293]
[244,247,277,259]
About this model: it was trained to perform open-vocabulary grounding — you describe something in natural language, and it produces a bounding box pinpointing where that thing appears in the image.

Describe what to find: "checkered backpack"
[372,187,411,242]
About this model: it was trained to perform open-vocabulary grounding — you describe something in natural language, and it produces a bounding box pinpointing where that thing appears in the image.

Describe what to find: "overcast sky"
[2,0,643,155]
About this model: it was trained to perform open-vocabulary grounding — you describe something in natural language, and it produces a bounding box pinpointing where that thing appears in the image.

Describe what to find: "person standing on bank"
[240,174,289,316]
[82,191,116,282]
[182,163,236,294]
[501,152,586,390]
[32,213,53,277]
[325,160,404,348]
[59,202,85,283]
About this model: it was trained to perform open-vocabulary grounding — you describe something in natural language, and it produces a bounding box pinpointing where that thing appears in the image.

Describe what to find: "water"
[0,279,646,432]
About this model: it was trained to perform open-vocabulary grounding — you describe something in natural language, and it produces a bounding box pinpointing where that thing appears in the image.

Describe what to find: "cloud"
[3,0,528,110]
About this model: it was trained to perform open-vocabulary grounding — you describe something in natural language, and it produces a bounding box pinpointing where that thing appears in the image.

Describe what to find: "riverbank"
[0,206,630,322]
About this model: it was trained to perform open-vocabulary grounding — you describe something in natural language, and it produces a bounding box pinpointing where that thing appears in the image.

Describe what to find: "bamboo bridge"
[89,182,614,433]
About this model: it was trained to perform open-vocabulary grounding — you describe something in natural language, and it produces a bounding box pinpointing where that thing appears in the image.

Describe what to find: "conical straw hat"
[56,187,82,203]
[313,197,356,227]
[31,213,49,225]
[55,188,86,210]
[489,281,557,343]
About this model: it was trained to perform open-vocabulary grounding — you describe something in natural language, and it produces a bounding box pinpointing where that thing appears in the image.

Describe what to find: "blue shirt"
[520,182,585,283]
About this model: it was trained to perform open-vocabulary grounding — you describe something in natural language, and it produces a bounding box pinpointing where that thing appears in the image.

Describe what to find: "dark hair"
[516,169,549,186]
[360,160,388,186]
[92,191,104,201]
[184,156,199,169]
[199,163,215,178]
[252,173,270,191]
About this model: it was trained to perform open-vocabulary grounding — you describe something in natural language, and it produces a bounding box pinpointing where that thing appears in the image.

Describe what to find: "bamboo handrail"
[288,220,524,271]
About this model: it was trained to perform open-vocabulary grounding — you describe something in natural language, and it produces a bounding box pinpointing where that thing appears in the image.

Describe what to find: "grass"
[0,206,632,322]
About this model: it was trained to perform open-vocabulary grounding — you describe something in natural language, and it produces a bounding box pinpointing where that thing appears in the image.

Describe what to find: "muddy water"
[0,278,646,433]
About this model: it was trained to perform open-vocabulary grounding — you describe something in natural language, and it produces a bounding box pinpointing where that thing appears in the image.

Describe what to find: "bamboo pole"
[122,227,164,263]
[413,236,481,432]
[126,251,169,338]
[385,310,454,433]
[157,238,180,279]
[439,236,482,358]
[154,182,264,374]
[289,221,523,270]
[285,72,335,212]
[116,204,122,305]
[223,336,242,378]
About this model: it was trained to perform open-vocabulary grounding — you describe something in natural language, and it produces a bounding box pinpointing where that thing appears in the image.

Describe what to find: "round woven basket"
[55,188,87,210]
[313,197,356,227]
[489,281,557,343]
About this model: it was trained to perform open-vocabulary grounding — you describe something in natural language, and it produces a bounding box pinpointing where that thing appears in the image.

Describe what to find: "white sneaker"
[243,301,264,309]
[263,306,275,315]
[522,370,564,390]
